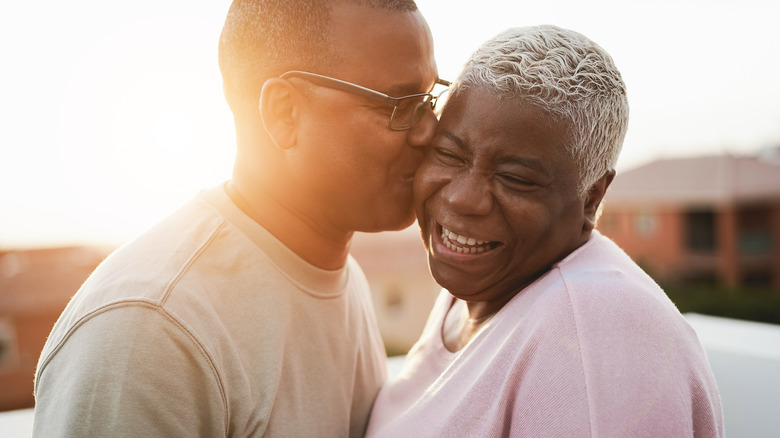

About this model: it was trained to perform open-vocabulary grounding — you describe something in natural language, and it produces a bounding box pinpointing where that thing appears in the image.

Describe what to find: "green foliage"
[664,283,780,325]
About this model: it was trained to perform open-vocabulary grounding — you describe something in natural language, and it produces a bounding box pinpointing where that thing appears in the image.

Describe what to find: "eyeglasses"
[280,70,451,131]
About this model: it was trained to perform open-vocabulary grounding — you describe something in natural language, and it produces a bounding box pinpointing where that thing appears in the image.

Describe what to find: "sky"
[1,0,779,249]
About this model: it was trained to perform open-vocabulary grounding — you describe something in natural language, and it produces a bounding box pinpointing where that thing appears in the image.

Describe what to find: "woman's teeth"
[441,226,493,254]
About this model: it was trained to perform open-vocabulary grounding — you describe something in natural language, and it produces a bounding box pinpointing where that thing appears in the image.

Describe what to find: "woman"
[366,25,724,437]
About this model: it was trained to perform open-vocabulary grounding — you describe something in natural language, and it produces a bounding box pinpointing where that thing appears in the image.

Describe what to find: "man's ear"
[259,78,299,150]
[583,169,616,232]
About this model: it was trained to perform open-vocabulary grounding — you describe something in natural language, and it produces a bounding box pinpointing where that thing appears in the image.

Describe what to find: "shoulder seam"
[557,268,595,438]
[159,221,227,306]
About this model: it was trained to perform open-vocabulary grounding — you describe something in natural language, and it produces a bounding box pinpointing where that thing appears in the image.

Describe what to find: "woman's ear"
[583,170,616,232]
[259,78,299,150]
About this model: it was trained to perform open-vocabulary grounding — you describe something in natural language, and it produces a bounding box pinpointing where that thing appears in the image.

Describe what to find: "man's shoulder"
[45,190,265,345]
[33,194,245,395]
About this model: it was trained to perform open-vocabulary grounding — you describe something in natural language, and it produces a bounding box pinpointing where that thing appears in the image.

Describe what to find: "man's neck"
[226,180,352,271]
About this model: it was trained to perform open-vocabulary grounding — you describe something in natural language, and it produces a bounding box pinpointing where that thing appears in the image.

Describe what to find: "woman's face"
[414,87,592,309]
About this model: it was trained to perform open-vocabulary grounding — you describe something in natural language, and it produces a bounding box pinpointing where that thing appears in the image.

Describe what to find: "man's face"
[292,4,439,234]
[414,88,590,308]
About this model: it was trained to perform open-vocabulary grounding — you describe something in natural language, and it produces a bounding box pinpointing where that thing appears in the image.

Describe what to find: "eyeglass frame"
[279,70,451,131]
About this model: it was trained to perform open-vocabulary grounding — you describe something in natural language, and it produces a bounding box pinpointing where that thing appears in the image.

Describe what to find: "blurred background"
[1,0,779,436]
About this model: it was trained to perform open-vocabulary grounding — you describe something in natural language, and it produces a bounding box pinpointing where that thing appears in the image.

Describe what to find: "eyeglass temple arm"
[280,71,399,106]
[282,70,451,102]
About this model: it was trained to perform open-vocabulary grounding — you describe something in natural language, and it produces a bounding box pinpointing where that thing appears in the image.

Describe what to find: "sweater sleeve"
[558,242,725,437]
[33,302,227,438]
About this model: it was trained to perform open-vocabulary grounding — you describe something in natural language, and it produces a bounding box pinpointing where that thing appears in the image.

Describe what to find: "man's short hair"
[453,25,629,195]
[218,0,418,114]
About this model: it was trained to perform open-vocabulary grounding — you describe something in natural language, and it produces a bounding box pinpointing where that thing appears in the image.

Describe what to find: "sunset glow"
[2,0,779,248]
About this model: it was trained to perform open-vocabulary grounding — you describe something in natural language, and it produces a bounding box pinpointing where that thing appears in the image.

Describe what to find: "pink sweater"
[366,231,724,437]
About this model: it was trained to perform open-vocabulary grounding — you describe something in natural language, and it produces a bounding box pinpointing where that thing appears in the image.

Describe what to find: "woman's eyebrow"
[499,156,550,177]
[440,129,550,177]
[439,130,468,151]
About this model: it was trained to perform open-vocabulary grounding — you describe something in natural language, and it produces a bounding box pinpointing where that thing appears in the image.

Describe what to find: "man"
[33,1,444,436]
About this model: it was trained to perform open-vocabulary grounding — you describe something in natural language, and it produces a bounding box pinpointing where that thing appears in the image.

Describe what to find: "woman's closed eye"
[497,173,538,190]
[433,147,465,166]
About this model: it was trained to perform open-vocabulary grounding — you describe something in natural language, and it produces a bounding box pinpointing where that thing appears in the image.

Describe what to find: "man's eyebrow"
[385,80,436,96]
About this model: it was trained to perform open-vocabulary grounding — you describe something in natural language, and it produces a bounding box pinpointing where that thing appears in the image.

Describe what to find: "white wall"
[685,313,780,437]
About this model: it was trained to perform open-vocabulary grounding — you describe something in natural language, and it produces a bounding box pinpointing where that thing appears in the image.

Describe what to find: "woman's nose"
[441,171,493,216]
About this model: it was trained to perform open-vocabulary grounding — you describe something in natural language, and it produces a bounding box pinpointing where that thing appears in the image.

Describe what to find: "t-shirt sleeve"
[33,303,227,438]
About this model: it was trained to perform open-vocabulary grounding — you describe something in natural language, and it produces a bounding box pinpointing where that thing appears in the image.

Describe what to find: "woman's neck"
[441,298,498,352]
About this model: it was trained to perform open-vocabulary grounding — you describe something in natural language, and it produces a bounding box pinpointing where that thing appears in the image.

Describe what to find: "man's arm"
[33,303,227,437]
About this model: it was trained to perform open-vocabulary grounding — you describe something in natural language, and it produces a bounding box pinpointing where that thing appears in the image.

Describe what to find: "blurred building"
[351,227,440,355]
[599,149,780,290]
[0,246,109,411]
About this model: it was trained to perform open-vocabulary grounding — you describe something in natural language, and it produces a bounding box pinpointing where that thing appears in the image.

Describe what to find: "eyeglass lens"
[390,95,434,130]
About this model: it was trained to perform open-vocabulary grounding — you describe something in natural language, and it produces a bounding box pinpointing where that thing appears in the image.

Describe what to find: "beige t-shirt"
[34,184,387,437]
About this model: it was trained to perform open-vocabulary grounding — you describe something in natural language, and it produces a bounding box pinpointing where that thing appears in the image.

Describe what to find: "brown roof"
[606,149,780,205]
[0,246,112,316]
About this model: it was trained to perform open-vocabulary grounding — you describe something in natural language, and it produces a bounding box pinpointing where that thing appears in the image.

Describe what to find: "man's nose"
[405,109,437,148]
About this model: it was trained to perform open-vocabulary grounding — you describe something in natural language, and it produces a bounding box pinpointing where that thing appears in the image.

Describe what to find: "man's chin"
[359,209,416,233]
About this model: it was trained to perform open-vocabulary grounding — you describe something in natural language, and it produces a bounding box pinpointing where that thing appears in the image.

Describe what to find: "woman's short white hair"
[453,25,629,195]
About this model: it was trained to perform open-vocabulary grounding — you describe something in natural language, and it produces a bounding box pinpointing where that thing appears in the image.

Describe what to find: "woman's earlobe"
[259,78,298,150]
